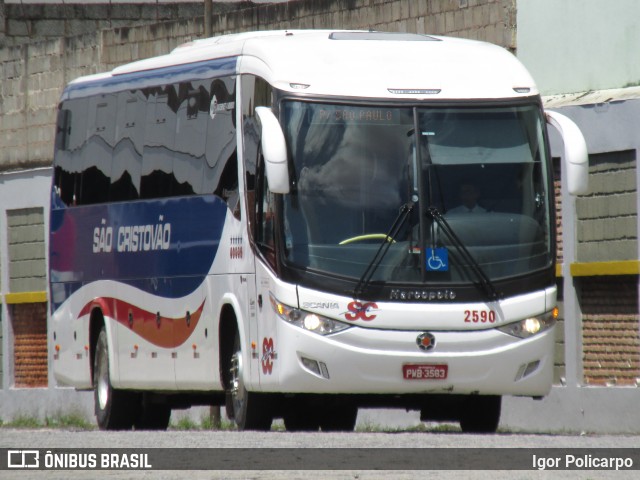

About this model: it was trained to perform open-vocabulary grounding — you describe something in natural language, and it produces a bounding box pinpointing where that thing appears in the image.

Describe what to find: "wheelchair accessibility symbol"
[426,248,449,272]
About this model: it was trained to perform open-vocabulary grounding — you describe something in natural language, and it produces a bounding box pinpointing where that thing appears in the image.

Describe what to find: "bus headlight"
[270,294,351,336]
[497,309,557,339]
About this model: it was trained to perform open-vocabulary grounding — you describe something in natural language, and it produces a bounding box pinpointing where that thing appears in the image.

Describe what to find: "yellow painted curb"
[3,291,48,304]
[570,260,640,277]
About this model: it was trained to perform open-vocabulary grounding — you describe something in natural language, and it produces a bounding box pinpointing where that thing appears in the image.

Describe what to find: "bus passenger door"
[252,155,281,389]
[254,260,279,390]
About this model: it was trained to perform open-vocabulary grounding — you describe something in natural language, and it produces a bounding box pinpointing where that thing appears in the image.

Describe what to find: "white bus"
[50,30,588,432]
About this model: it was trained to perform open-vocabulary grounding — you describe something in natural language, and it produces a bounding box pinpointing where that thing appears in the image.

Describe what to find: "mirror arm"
[255,106,290,194]
[546,110,589,196]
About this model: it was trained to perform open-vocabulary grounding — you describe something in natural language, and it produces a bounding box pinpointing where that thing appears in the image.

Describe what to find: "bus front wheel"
[226,332,272,430]
[94,327,138,430]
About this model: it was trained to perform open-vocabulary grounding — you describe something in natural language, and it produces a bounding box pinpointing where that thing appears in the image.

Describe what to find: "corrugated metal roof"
[543,85,640,108]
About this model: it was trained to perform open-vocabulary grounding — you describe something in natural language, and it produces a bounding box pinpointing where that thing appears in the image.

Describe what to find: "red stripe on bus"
[78,298,206,348]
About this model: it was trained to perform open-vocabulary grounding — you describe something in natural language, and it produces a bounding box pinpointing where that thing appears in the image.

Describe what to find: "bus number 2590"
[464,310,496,323]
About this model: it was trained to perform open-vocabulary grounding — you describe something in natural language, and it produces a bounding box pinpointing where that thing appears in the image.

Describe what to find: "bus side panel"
[50,297,93,389]
[50,62,241,392]
[50,196,227,389]
[173,211,250,391]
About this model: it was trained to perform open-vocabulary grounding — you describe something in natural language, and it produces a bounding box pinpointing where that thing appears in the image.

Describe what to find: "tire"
[459,395,501,433]
[94,328,138,430]
[225,331,272,430]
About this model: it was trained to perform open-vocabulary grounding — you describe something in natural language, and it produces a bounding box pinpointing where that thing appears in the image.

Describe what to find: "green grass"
[1,411,511,434]
[356,421,462,433]
[170,412,237,431]
[0,410,94,430]
[44,411,95,430]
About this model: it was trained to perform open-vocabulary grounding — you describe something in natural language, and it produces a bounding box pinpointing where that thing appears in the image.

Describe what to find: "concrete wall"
[209,0,515,47]
[7,208,46,292]
[547,93,640,395]
[517,0,640,95]
[1,0,516,172]
[548,96,640,264]
[0,168,52,398]
[576,150,637,262]
[1,1,205,47]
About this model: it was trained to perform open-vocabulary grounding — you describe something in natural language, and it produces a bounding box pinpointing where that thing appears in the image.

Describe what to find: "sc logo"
[344,301,378,321]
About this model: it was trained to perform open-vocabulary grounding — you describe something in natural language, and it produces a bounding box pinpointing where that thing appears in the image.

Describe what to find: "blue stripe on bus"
[61,57,238,100]
[49,195,228,307]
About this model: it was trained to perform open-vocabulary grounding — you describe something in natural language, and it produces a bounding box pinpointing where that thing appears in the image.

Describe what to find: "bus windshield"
[280,101,552,286]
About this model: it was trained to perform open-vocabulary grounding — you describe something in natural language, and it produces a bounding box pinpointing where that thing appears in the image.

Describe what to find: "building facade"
[0,0,638,432]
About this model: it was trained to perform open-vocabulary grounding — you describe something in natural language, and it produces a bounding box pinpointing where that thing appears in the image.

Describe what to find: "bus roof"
[70,30,538,101]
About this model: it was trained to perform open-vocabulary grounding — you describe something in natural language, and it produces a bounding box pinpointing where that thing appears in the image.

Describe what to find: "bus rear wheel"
[94,327,138,430]
[225,332,272,430]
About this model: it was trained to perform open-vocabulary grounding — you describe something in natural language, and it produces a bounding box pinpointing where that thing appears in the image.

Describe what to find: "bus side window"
[80,96,115,204]
[110,91,144,202]
[53,106,77,206]
[54,98,88,206]
[176,82,207,197]
[141,86,181,199]
[202,76,239,217]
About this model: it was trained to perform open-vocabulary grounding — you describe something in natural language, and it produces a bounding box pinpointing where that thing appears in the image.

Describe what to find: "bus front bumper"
[270,321,555,397]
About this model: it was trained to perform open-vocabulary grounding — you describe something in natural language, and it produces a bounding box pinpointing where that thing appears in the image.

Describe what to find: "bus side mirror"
[255,106,290,194]
[546,110,589,195]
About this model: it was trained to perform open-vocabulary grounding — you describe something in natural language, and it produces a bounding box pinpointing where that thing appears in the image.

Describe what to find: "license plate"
[402,364,448,380]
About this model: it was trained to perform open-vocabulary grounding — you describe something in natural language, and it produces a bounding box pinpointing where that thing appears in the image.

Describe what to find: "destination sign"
[314,106,403,125]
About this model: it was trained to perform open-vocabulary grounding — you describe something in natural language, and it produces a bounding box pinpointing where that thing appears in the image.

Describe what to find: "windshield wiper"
[426,207,501,301]
[353,202,414,298]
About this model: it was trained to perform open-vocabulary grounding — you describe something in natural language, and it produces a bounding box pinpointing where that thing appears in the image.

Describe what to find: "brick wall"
[580,276,640,386]
[576,150,638,262]
[553,157,563,264]
[11,302,48,388]
[553,279,565,384]
[6,207,48,388]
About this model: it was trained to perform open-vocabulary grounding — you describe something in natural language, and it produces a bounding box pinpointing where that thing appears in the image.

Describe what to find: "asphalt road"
[1,428,639,480]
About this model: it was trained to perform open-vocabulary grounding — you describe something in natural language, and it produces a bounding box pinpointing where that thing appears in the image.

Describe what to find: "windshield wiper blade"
[353,202,414,298]
[426,207,501,301]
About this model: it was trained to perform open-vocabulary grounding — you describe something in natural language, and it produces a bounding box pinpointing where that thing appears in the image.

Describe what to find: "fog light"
[319,362,330,379]
[515,360,541,381]
[300,357,330,379]
[301,357,321,376]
